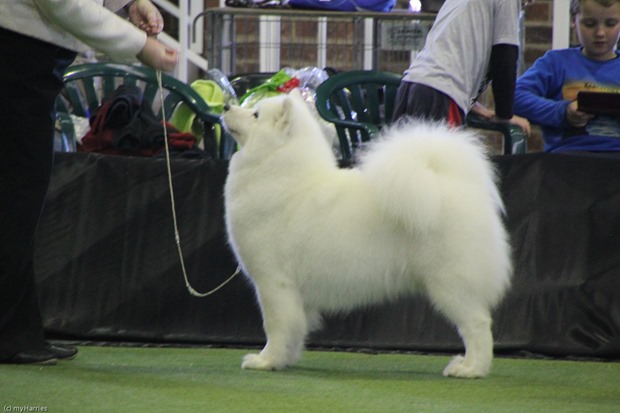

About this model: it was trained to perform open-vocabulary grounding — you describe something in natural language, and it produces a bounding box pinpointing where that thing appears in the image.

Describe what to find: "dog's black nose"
[223,104,231,112]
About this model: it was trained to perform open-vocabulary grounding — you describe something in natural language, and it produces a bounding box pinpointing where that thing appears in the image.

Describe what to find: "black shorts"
[391,81,464,127]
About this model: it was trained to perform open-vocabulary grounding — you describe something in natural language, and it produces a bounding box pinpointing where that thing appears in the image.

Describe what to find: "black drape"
[35,152,620,357]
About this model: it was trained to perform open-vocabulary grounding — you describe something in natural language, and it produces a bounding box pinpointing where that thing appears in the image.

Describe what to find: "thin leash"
[155,69,240,297]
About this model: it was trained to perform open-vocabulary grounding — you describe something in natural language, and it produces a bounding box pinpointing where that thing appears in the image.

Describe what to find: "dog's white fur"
[222,90,512,378]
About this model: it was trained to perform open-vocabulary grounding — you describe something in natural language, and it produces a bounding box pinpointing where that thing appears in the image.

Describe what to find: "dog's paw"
[241,353,281,371]
[442,355,489,379]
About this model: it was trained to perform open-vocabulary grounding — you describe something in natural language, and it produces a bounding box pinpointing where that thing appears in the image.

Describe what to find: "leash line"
[156,70,240,297]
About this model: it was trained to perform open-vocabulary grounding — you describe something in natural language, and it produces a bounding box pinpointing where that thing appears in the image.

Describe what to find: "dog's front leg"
[242,279,308,371]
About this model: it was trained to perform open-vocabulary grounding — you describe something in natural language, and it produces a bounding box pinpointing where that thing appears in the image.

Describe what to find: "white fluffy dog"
[222,90,512,378]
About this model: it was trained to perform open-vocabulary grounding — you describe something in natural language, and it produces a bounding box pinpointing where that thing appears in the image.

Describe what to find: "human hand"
[508,115,531,136]
[566,100,594,128]
[137,37,178,72]
[471,102,495,120]
[128,0,163,36]
[492,114,531,136]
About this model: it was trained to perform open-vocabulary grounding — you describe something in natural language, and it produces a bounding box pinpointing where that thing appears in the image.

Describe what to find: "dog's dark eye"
[253,112,259,119]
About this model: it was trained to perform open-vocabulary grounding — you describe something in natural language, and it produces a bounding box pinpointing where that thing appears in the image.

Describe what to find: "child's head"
[570,0,620,15]
[570,0,620,61]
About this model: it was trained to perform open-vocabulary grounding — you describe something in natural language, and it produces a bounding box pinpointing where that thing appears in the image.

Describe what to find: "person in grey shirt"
[392,0,530,134]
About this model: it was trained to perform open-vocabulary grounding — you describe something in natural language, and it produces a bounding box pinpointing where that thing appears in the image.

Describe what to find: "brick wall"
[523,0,554,68]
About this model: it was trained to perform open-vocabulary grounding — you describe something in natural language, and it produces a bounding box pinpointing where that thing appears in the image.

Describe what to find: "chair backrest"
[55,62,234,159]
[314,70,403,159]
[228,72,276,101]
[315,70,527,158]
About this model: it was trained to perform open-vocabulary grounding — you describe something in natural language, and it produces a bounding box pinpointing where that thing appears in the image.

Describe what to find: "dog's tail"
[358,121,502,234]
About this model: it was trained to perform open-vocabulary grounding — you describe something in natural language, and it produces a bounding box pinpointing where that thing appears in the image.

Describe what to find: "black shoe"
[46,344,78,360]
[2,350,58,365]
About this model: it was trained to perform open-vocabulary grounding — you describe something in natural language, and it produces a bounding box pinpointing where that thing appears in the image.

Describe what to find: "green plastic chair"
[228,72,276,101]
[314,70,402,160]
[55,62,235,159]
[314,70,527,159]
[465,112,527,155]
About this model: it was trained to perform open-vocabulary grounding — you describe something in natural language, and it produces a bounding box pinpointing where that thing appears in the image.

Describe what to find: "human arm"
[137,37,178,71]
[488,43,518,121]
[125,0,178,70]
[471,44,530,135]
[513,51,573,129]
[33,0,176,71]
[470,102,495,120]
[471,101,531,136]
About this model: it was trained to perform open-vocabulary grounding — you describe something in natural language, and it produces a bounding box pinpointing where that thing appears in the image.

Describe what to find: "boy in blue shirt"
[514,0,620,152]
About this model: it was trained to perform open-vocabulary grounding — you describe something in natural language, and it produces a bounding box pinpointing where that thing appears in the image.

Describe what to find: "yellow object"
[170,79,225,145]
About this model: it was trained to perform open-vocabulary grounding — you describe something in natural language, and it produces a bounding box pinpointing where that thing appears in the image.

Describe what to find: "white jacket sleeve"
[33,0,146,61]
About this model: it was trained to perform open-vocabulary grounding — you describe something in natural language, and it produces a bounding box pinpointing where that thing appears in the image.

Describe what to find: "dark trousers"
[391,81,464,127]
[0,28,76,359]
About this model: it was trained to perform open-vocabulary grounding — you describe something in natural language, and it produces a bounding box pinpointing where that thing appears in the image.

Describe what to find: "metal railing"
[155,2,570,82]
[192,8,436,76]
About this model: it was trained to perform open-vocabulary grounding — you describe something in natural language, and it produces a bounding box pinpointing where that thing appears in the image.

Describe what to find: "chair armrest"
[322,116,380,159]
[55,111,77,152]
[323,117,380,137]
[466,113,527,155]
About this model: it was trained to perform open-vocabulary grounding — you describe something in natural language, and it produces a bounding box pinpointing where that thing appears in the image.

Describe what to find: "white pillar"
[260,16,281,73]
[552,0,571,49]
[317,17,328,69]
[363,18,374,70]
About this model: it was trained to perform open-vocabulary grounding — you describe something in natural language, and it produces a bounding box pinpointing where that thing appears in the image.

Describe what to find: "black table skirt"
[34,152,620,357]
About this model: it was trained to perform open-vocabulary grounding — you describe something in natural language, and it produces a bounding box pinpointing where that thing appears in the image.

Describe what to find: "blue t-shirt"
[514,48,620,152]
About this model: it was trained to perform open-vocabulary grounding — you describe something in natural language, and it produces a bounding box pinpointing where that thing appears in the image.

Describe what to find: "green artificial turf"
[1,346,618,412]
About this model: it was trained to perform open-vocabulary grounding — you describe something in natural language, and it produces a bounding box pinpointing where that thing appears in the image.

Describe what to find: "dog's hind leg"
[425,285,494,378]
[441,310,493,378]
[242,280,308,371]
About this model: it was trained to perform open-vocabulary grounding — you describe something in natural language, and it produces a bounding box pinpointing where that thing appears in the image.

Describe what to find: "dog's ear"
[276,94,295,131]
